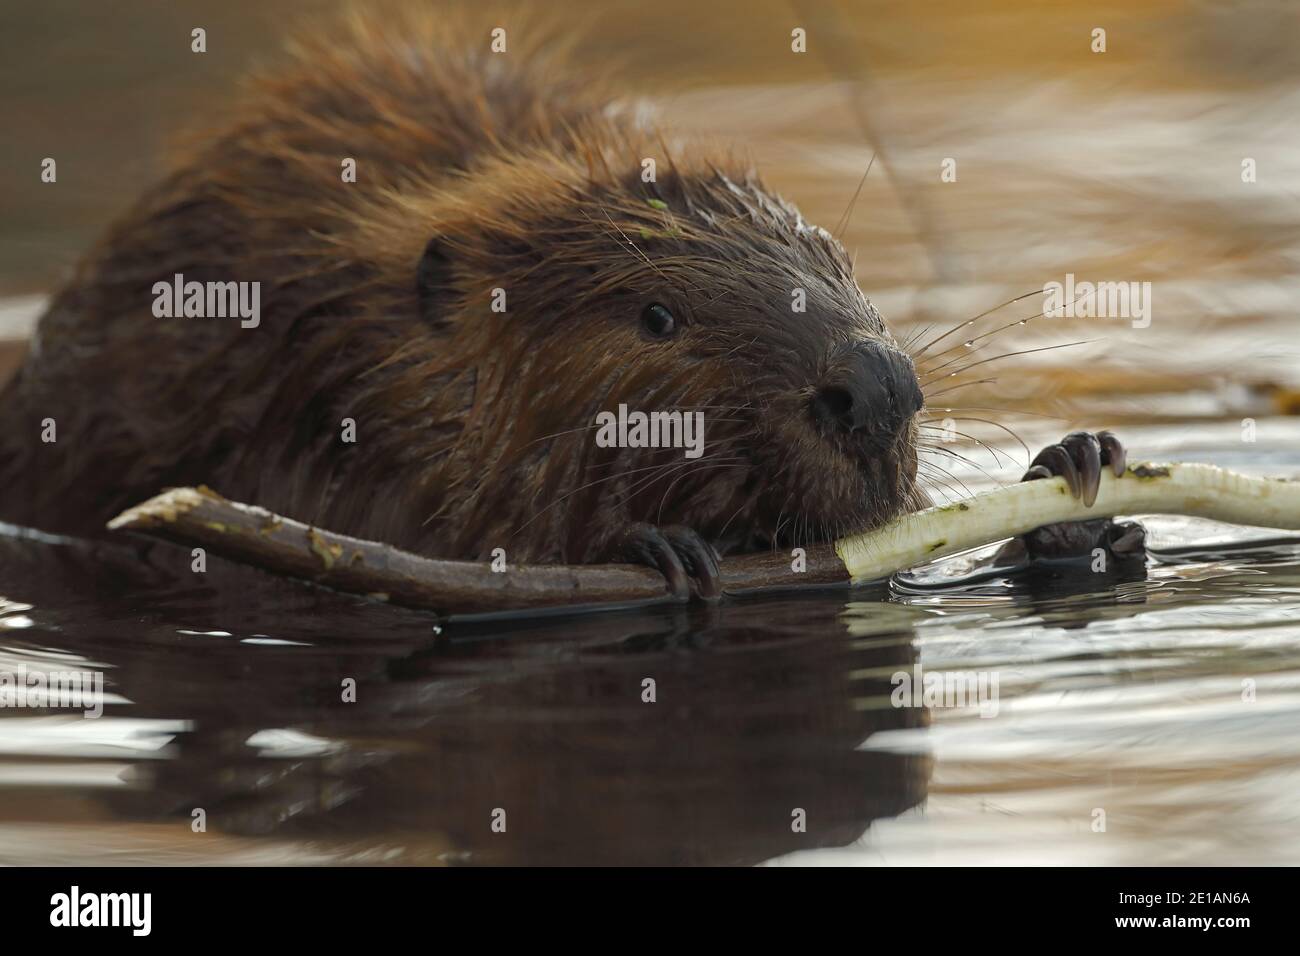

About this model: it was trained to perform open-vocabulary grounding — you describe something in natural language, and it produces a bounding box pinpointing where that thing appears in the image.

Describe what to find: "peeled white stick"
[834,462,1300,583]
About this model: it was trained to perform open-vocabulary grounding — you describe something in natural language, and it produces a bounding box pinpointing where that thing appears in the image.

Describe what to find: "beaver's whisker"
[610,431,756,502]
[509,456,693,538]
[585,416,752,439]
[618,449,746,508]
[927,404,1068,421]
[915,465,966,503]
[916,289,1099,374]
[654,458,746,525]
[919,340,1097,390]
[925,415,1032,463]
[916,311,1038,372]
[832,152,876,239]
[523,422,604,446]
[607,461,685,508]
[907,289,1042,359]
[915,434,1013,473]
[521,412,754,450]
[946,416,1033,462]
[697,405,756,416]
[900,323,934,355]
[917,443,1009,485]
[918,470,965,499]
[914,459,975,499]
[917,481,961,506]
[773,501,793,550]
[923,377,999,400]
[715,495,756,544]
[918,426,1015,469]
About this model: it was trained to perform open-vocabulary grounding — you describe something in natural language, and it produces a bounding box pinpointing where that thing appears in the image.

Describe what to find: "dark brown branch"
[107,487,850,618]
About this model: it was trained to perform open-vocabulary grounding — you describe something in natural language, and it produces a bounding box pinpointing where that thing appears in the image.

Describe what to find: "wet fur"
[0,10,927,562]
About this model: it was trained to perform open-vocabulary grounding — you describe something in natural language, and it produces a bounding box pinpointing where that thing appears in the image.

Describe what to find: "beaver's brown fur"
[0,11,931,564]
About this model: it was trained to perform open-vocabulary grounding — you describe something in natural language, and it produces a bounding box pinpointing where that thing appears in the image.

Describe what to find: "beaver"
[0,11,1140,598]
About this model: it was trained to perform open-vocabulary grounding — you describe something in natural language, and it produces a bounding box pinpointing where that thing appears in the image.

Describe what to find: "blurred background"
[2,0,1299,866]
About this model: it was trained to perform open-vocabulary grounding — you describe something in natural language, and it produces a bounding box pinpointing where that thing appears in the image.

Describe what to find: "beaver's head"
[342,133,926,562]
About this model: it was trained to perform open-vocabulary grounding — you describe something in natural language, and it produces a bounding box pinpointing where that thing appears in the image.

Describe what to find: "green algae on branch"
[1132,463,1172,479]
[306,528,344,569]
[105,486,207,529]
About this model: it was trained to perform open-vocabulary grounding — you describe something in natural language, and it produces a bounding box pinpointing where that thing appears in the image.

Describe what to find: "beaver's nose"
[811,341,923,438]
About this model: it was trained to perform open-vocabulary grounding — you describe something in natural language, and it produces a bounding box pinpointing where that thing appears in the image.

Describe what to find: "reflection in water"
[0,532,929,865]
[3,522,1299,865]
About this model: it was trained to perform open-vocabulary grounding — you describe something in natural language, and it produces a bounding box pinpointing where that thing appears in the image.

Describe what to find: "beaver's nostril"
[814,341,922,437]
[812,385,860,431]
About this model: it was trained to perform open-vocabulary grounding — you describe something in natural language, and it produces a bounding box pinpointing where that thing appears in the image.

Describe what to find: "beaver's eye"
[641,302,676,338]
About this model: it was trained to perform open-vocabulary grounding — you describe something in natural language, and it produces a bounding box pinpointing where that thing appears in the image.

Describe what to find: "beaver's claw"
[1016,431,1145,564]
[612,523,722,601]
[1021,430,1126,507]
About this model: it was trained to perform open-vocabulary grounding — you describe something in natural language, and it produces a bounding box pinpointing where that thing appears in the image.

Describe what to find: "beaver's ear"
[416,235,456,324]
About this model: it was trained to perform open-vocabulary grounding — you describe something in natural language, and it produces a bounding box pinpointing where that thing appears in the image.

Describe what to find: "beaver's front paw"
[1018,431,1146,563]
[1022,430,1125,506]
[609,523,722,601]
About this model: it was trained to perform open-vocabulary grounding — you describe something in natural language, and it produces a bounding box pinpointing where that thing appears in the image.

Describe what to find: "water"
[1,0,1299,865]
[2,483,1299,865]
